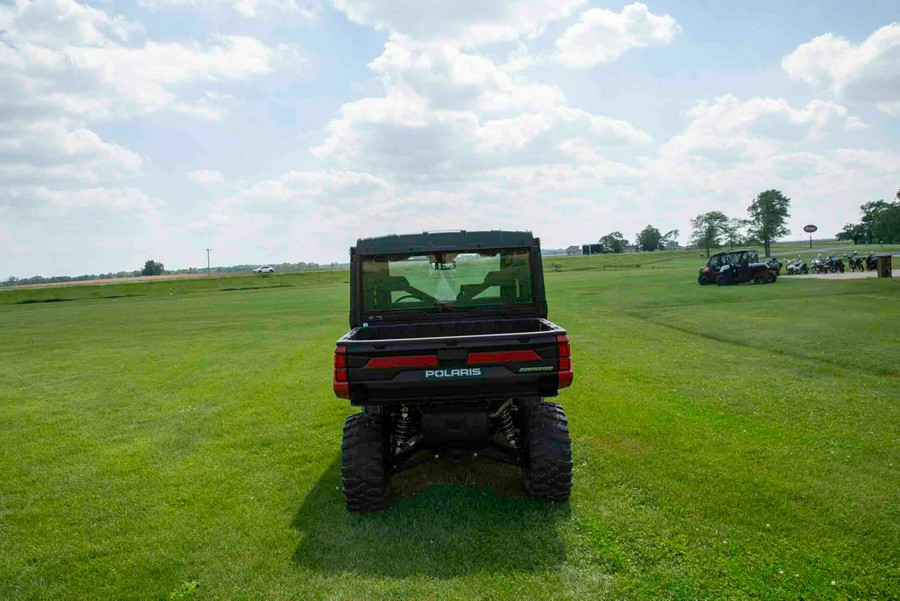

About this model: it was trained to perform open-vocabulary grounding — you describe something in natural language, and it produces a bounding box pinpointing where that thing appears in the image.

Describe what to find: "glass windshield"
[361,249,534,312]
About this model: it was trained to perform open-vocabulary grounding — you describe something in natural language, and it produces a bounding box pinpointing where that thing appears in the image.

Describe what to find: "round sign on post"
[803,224,817,248]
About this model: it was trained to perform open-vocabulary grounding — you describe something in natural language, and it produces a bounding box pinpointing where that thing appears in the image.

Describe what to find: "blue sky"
[1,0,898,277]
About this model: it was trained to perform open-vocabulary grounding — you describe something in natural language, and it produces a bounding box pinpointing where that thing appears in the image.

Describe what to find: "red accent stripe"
[333,380,350,398]
[333,366,350,399]
[467,350,542,364]
[365,355,439,368]
[556,334,570,358]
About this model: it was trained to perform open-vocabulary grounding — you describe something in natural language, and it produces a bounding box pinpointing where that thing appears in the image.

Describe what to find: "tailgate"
[333,322,571,404]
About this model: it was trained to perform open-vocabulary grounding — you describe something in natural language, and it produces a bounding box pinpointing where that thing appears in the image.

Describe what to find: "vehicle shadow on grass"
[292,456,570,578]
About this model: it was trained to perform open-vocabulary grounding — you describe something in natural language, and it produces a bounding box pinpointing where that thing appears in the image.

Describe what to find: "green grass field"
[1,252,898,599]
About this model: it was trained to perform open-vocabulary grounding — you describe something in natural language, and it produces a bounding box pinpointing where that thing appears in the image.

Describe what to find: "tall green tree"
[635,225,663,252]
[722,218,747,250]
[835,223,868,244]
[599,232,626,253]
[689,211,728,257]
[860,199,900,244]
[747,190,791,257]
[141,260,164,276]
[661,229,680,249]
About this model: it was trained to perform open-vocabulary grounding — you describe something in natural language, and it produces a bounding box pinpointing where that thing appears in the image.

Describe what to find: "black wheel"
[341,413,391,512]
[698,275,708,285]
[522,402,573,501]
[767,271,777,283]
[716,275,729,286]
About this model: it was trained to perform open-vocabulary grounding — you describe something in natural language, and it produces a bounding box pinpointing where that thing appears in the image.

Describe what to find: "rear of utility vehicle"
[334,230,574,512]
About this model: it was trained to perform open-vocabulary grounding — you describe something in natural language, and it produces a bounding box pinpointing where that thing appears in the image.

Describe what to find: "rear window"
[361,249,533,313]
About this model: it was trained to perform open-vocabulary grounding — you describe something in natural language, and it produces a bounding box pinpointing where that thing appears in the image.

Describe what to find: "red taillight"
[365,355,439,368]
[557,334,573,388]
[467,350,542,364]
[333,346,349,398]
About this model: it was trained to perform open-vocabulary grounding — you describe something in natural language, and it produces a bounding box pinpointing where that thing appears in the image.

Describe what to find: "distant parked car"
[252,265,275,274]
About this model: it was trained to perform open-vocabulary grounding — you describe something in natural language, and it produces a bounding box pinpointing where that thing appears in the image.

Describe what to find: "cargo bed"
[335,318,569,405]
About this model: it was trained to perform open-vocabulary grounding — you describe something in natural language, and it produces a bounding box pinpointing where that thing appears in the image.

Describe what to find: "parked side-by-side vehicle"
[333,230,574,512]
[698,249,777,286]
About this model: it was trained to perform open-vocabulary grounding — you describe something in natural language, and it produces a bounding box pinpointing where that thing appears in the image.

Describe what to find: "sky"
[1,0,899,277]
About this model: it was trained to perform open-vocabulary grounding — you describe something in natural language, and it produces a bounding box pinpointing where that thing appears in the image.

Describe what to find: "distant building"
[566,245,582,256]
[582,243,606,255]
[623,244,638,253]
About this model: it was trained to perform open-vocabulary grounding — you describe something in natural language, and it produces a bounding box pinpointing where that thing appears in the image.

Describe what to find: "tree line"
[836,189,900,244]
[690,189,791,258]
[594,228,680,253]
[592,189,791,257]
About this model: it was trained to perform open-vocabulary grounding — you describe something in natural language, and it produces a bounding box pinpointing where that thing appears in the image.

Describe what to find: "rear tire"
[522,402,573,501]
[342,413,391,513]
[716,275,729,286]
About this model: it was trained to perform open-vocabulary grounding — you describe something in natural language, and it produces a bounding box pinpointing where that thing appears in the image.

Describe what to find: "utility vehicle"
[333,230,573,512]
[698,249,776,286]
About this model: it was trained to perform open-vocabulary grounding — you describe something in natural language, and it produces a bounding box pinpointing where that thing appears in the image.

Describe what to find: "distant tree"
[747,190,791,257]
[836,223,868,245]
[661,229,680,249]
[860,199,900,244]
[635,225,663,252]
[599,231,627,253]
[722,218,747,250]
[690,211,728,257]
[141,260,165,276]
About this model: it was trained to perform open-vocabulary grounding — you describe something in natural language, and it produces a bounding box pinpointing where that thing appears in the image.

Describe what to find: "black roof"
[355,230,535,255]
[710,248,755,257]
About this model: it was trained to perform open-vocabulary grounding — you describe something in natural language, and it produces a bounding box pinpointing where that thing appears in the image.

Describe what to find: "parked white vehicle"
[252,265,275,274]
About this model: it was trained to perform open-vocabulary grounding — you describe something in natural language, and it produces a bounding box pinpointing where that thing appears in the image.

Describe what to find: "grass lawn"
[1,253,898,599]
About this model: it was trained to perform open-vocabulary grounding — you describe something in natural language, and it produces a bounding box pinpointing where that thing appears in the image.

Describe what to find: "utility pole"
[205,248,212,277]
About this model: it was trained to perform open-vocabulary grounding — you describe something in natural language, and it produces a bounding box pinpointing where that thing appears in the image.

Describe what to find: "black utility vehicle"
[333,231,574,512]
[698,249,776,286]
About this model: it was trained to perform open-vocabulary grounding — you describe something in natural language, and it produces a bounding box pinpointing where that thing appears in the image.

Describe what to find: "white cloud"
[34,186,158,215]
[0,0,139,47]
[331,0,585,47]
[660,95,864,166]
[138,0,319,19]
[313,36,649,177]
[782,23,900,114]
[197,165,640,264]
[0,0,299,122]
[0,119,142,184]
[556,2,680,67]
[187,169,226,184]
[628,95,890,240]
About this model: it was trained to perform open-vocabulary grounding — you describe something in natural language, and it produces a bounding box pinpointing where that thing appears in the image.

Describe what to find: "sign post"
[803,225,818,249]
